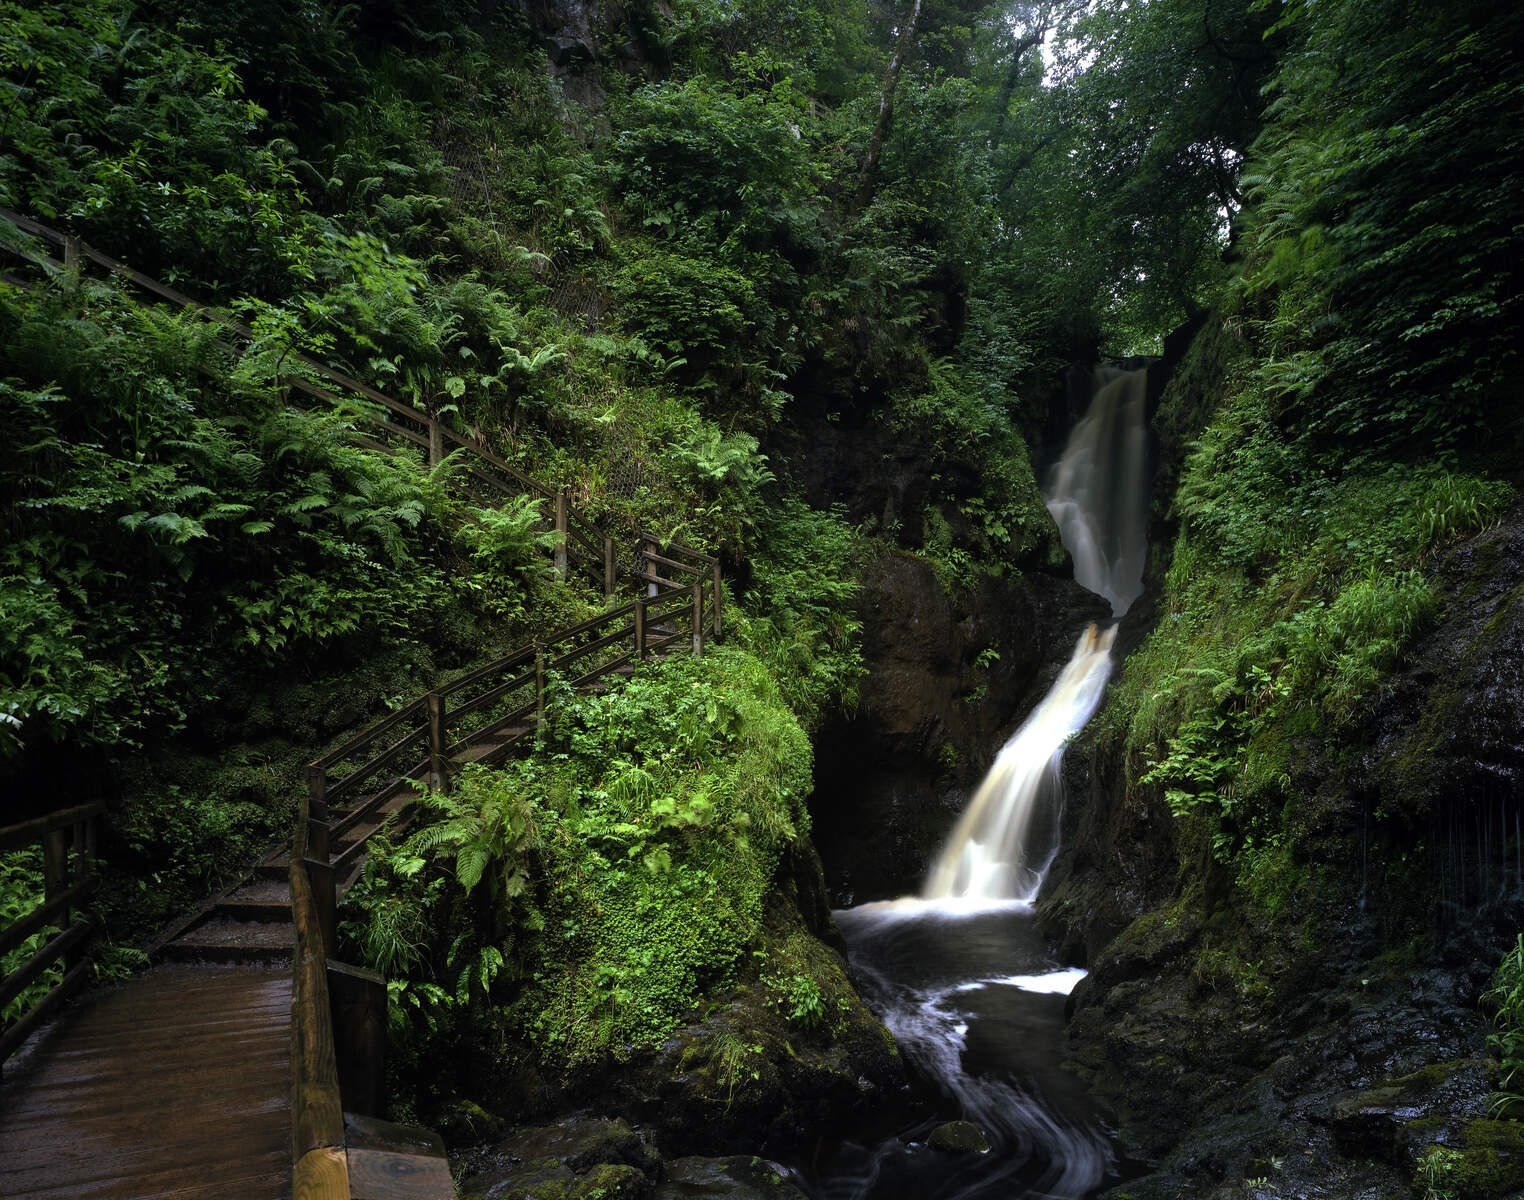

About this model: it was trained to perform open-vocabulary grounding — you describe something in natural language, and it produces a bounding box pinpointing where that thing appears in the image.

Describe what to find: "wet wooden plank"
[346,1146,455,1199]
[0,963,292,1200]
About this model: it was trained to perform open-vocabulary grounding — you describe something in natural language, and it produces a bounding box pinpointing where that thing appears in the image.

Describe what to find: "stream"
[803,900,1117,1199]
[801,369,1150,1199]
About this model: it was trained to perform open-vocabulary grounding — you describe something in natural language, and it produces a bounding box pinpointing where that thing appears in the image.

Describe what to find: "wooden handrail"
[1,207,722,610]
[289,797,349,1196]
[0,802,104,1069]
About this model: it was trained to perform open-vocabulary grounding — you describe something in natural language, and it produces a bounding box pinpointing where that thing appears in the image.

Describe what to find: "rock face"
[1038,504,1524,1198]
[508,0,651,112]
[811,550,1108,902]
[456,1116,810,1200]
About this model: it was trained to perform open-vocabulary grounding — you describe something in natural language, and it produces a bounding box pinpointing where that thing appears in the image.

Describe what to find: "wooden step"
[213,898,292,923]
[161,919,294,964]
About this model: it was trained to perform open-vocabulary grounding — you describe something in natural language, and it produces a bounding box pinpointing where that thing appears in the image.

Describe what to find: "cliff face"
[1036,418,1524,1194]
[811,550,1108,903]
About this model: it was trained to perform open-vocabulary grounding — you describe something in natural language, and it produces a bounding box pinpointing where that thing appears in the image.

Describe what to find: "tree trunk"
[854,0,924,215]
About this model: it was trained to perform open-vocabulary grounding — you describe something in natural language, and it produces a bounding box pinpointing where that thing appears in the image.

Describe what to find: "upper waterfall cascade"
[1044,367,1151,619]
[922,367,1150,903]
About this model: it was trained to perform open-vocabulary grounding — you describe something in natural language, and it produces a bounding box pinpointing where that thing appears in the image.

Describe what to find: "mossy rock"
[653,1156,806,1199]
[1412,1120,1524,1200]
[927,1121,990,1154]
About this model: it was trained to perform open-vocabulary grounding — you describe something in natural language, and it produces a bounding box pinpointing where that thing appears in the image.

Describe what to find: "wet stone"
[458,1116,661,1200]
[927,1121,991,1154]
[498,1116,659,1175]
[653,1156,807,1199]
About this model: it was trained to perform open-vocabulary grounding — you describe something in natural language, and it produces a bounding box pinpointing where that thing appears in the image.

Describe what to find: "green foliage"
[453,495,555,620]
[886,355,1061,574]
[349,647,815,1089]
[767,970,827,1031]
[1486,936,1524,1119]
[0,849,53,1030]
[733,498,865,731]
[1114,334,1515,880]
[1234,0,1524,459]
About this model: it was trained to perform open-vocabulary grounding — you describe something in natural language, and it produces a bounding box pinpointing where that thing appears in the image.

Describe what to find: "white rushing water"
[921,623,1116,903]
[812,368,1151,1198]
[819,902,1116,1200]
[1044,367,1150,619]
[921,367,1149,905]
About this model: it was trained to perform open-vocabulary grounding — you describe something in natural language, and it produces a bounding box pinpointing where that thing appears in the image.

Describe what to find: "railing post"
[634,597,647,661]
[428,417,445,468]
[304,765,337,958]
[535,644,547,731]
[305,764,330,824]
[63,236,81,289]
[307,857,338,959]
[427,691,448,793]
[644,538,658,597]
[66,817,91,968]
[711,561,723,644]
[327,960,387,1118]
[604,536,616,603]
[42,826,69,932]
[691,583,704,659]
[554,491,569,581]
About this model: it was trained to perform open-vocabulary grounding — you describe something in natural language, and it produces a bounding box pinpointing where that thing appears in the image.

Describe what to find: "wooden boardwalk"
[0,964,292,1199]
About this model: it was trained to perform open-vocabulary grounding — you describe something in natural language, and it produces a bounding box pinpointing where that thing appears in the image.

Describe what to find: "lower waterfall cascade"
[810,367,1151,1199]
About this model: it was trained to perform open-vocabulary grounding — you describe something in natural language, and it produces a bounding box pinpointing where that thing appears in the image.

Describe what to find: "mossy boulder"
[457,1116,659,1200]
[927,1121,990,1154]
[653,1156,806,1199]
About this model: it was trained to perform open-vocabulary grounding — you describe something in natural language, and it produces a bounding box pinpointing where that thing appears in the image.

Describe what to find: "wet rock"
[457,1116,660,1200]
[812,549,1109,901]
[654,1156,806,1199]
[1331,1060,1493,1161]
[435,1098,507,1146]
[927,1120,990,1153]
[498,1116,660,1175]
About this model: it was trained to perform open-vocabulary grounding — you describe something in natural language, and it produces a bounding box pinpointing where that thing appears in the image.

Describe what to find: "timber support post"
[63,236,81,289]
[711,561,723,644]
[428,418,445,468]
[634,598,646,660]
[554,491,569,580]
[326,960,387,1118]
[535,645,546,730]
[305,765,329,826]
[604,537,616,602]
[427,691,448,793]
[691,583,704,659]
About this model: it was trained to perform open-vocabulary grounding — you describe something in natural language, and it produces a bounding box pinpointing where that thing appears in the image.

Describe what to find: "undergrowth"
[341,646,815,1107]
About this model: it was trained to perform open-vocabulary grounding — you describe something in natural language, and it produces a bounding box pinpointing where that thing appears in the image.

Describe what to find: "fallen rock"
[653,1156,806,1199]
[927,1120,990,1153]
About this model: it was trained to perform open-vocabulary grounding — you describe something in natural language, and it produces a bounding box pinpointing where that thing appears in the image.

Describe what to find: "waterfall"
[1044,367,1150,619]
[922,367,1149,904]
[810,369,1150,1198]
[922,623,1116,902]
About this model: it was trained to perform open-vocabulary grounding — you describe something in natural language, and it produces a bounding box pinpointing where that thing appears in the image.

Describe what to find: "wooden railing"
[2,207,723,1191]
[0,802,104,1072]
[285,540,718,1198]
[303,561,721,872]
[0,207,621,595]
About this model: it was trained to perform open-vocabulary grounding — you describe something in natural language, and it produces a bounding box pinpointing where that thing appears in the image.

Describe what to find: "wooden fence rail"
[1,206,723,1195]
[0,802,105,1071]
[0,207,620,595]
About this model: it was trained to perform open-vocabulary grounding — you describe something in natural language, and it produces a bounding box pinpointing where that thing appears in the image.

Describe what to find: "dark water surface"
[794,899,1122,1200]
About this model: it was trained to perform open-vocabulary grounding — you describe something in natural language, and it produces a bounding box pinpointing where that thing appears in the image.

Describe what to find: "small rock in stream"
[927,1120,991,1154]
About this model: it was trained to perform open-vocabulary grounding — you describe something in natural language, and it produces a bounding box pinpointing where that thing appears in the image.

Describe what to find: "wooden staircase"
[0,208,729,1199]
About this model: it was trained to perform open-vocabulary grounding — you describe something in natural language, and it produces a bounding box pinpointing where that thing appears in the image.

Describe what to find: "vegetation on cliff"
[5,0,1524,1179]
